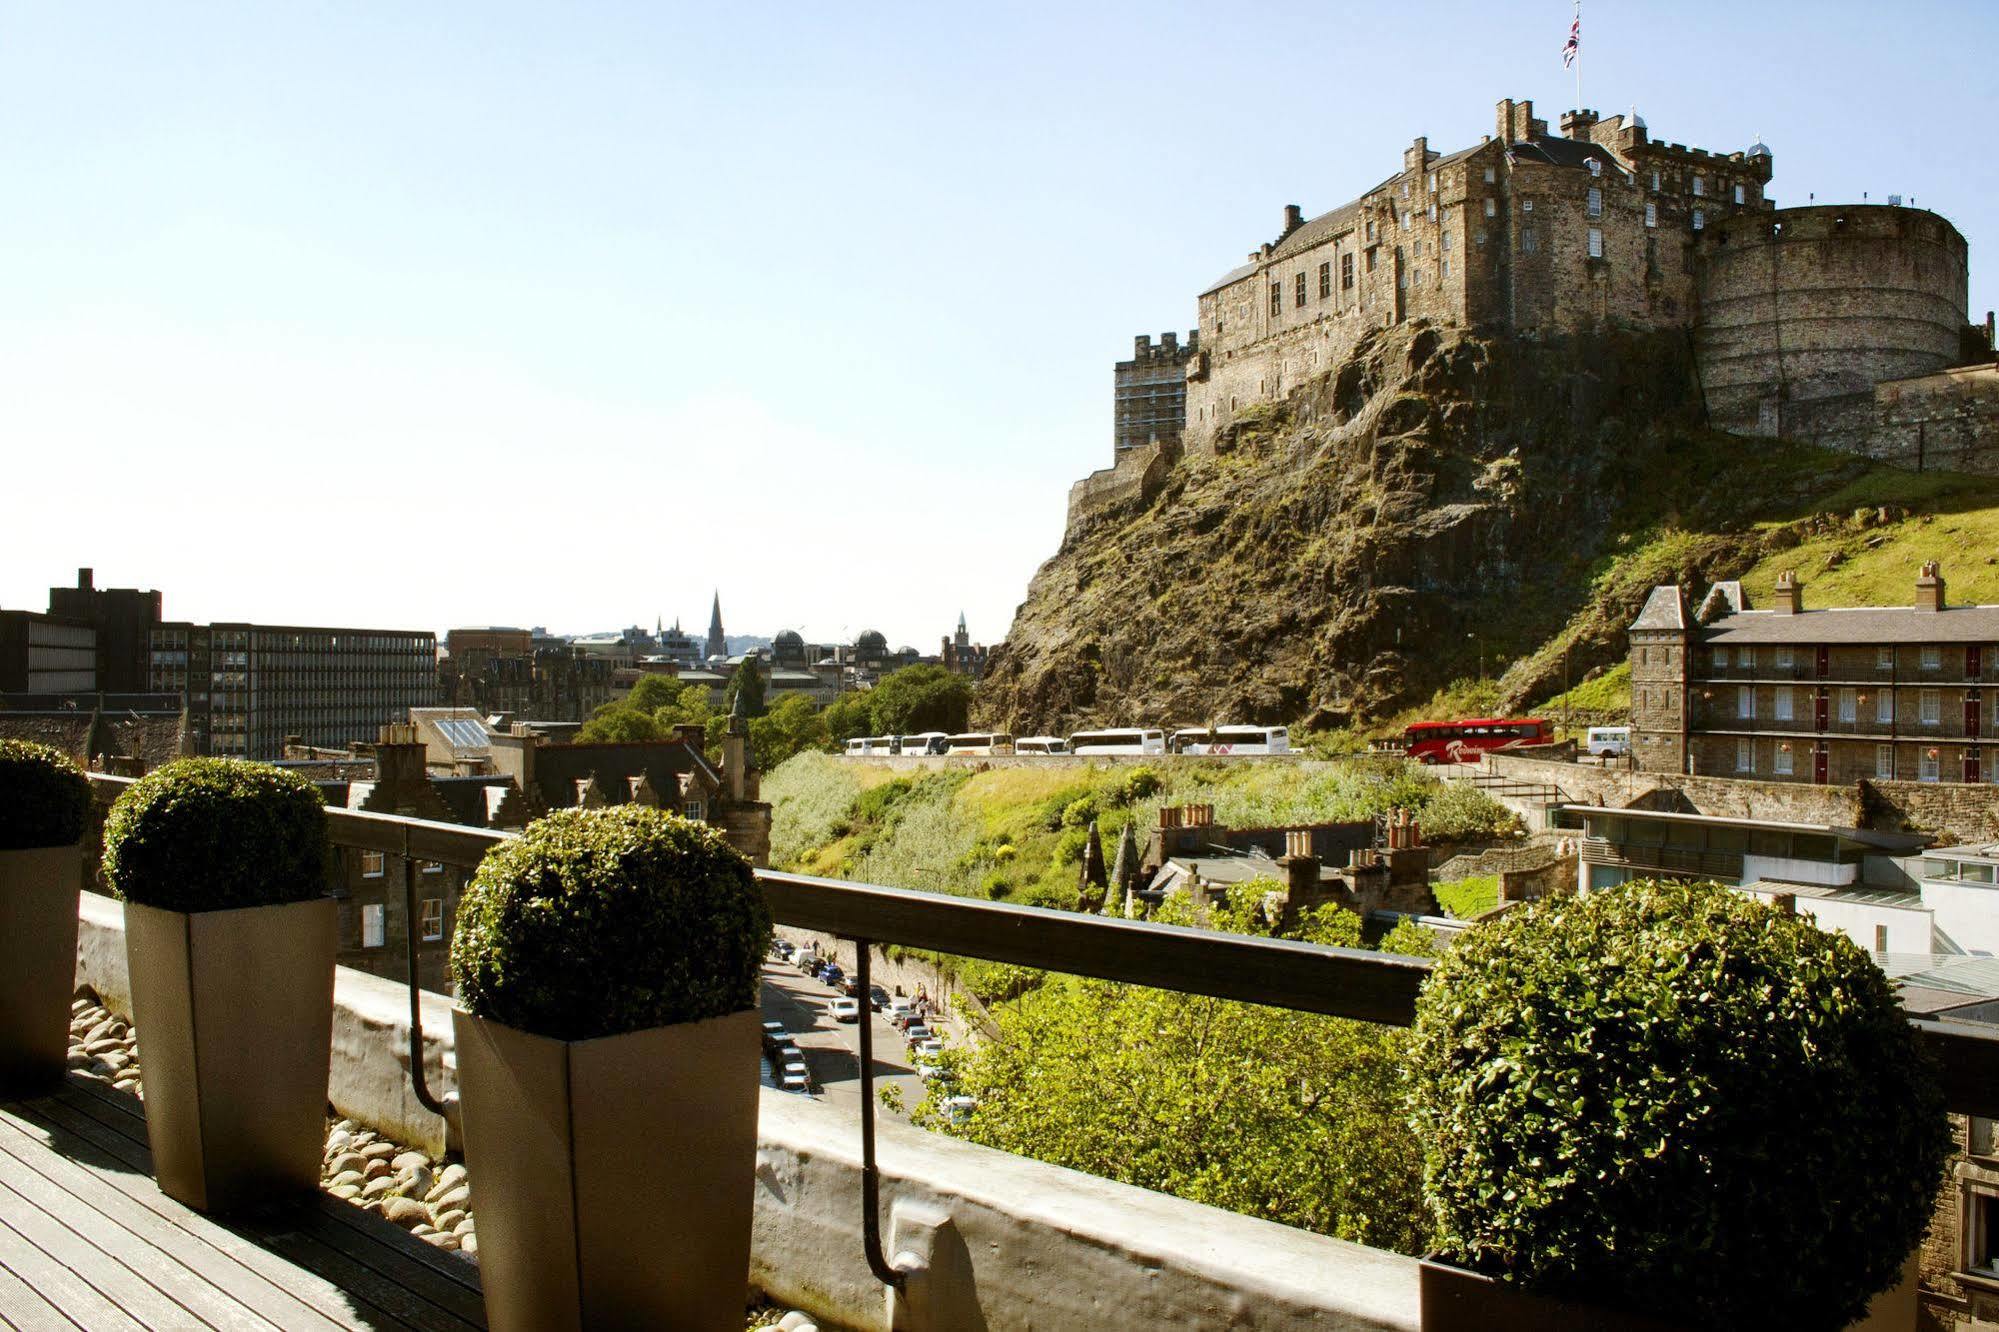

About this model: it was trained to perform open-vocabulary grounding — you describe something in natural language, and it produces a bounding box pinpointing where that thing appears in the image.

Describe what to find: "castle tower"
[954,612,969,651]
[706,592,726,660]
[1629,585,1694,775]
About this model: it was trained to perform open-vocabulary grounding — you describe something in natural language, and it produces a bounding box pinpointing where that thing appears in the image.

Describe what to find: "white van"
[1585,726,1632,760]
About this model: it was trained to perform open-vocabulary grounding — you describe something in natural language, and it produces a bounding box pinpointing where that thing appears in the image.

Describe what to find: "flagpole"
[1574,0,1583,111]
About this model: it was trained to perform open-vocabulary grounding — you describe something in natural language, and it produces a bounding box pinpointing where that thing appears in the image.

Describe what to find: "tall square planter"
[453,1006,763,1332]
[1418,1258,1684,1331]
[0,845,82,1092]
[123,896,336,1213]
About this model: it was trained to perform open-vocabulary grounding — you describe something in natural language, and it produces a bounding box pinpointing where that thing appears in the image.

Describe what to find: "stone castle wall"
[1695,205,1970,441]
[1865,363,1999,476]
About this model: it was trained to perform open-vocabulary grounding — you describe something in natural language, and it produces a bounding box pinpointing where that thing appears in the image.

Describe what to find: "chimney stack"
[1772,570,1803,615]
[77,568,93,591]
[1281,203,1303,235]
[1916,561,1946,612]
[1280,830,1319,899]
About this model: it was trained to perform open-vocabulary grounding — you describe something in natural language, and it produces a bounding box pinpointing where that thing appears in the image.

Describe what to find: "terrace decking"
[0,1075,484,1331]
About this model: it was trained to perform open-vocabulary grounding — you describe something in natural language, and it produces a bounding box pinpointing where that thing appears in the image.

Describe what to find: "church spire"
[706,591,726,660]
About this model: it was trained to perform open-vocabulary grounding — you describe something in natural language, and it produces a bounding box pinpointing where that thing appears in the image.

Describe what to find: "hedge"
[102,759,329,911]
[0,740,92,852]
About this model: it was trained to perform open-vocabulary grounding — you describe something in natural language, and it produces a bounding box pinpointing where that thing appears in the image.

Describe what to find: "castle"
[1082,97,1994,516]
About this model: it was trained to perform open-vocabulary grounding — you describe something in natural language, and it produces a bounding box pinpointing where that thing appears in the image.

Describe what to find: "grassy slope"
[762,752,1520,914]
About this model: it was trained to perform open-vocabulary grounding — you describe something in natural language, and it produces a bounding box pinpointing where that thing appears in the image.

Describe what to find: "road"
[758,959,926,1120]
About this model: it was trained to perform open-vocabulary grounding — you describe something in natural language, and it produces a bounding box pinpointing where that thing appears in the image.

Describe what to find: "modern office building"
[46,568,162,694]
[151,621,438,759]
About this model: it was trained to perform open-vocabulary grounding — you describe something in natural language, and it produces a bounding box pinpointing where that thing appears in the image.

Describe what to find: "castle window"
[1441,229,1452,251]
[1270,282,1282,316]
[1484,166,1496,183]
[1295,272,1307,307]
[1736,738,1752,772]
[1318,262,1331,298]
[1366,249,1377,272]
[1733,183,1746,205]
[1474,230,1486,247]
[1692,174,1705,197]
[1587,158,1602,177]
[1366,220,1376,242]
[1692,209,1705,231]
[1442,258,1450,278]
[1522,228,1539,255]
[1428,203,1437,222]
[1650,169,1661,192]
[1587,227,1603,258]
[1342,253,1354,289]
[1587,187,1602,219]
[1646,201,1658,228]
[1400,210,1411,231]
[1521,199,1534,213]
[1485,197,1496,218]
[1427,172,1436,192]
[1400,181,1409,198]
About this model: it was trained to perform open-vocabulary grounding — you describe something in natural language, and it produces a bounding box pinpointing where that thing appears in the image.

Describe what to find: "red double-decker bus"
[1401,717,1552,764]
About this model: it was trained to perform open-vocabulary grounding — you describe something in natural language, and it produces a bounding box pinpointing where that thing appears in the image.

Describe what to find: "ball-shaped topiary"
[450,805,772,1041]
[0,740,93,852]
[102,758,328,911]
[1407,879,1949,1330]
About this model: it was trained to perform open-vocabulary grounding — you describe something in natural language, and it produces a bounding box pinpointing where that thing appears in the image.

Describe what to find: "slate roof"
[0,715,94,761]
[1631,585,1691,631]
[1703,605,1999,645]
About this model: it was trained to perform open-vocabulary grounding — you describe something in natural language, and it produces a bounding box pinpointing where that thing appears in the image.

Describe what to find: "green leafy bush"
[451,806,771,1040]
[0,740,92,851]
[102,759,328,911]
[1408,879,1948,1329]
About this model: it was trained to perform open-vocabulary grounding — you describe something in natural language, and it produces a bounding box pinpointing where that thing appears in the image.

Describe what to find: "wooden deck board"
[0,1077,486,1331]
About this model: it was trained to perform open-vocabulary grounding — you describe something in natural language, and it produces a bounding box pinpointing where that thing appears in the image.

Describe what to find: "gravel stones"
[66,989,479,1262]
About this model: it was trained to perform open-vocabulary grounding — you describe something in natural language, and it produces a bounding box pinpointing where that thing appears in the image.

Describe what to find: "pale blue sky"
[3,2,1993,649]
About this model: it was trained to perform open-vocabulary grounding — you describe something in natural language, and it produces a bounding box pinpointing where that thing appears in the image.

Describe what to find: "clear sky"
[3,2,1994,650]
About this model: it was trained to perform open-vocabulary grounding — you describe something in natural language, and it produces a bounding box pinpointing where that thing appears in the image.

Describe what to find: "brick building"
[1631,563,1999,786]
[1114,332,1198,455]
[439,628,615,722]
[1139,97,1988,468]
[150,621,438,759]
[46,569,162,694]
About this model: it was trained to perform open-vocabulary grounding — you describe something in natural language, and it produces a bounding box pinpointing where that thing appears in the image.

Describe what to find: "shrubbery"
[102,759,328,911]
[0,739,92,851]
[451,806,770,1040]
[1407,879,1949,1329]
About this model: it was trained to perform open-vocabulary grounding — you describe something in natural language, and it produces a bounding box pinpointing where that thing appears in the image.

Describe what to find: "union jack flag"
[1562,14,1580,67]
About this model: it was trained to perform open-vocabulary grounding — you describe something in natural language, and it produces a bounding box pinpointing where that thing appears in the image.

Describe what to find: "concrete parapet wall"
[68,893,1421,1331]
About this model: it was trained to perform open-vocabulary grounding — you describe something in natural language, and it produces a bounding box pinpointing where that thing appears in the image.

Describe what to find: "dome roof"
[856,629,888,651]
[774,630,804,649]
[1748,139,1771,158]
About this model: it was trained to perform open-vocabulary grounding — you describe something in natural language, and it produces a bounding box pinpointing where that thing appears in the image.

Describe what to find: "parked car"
[781,1073,810,1095]
[831,997,862,1024]
[942,1095,978,1126]
[916,1063,946,1082]
[868,986,891,1011]
[914,1038,944,1061]
[821,966,845,989]
[772,940,796,960]
[903,1024,933,1047]
[1586,726,1632,760]
[841,977,865,998]
[797,952,821,974]
[887,1002,916,1028]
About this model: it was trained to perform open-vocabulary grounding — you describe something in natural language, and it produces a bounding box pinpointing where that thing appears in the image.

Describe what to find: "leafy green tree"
[724,655,768,719]
[868,664,972,735]
[623,674,685,714]
[823,692,876,741]
[749,693,833,769]
[915,888,1431,1253]
[576,704,663,744]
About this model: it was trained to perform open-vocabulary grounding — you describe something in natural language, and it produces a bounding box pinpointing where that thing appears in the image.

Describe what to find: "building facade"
[0,611,97,693]
[46,569,162,694]
[1631,564,1999,786]
[1128,97,1987,468]
[439,631,615,722]
[151,621,438,759]
[1115,332,1198,455]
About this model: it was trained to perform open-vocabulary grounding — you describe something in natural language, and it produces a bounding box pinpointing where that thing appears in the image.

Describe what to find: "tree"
[867,665,972,735]
[823,692,876,742]
[575,704,663,744]
[723,655,768,720]
[914,888,1433,1253]
[623,674,685,714]
[749,693,833,769]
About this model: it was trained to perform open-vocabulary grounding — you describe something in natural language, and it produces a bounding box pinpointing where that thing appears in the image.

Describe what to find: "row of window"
[1730,737,1989,784]
[355,898,446,948]
[1726,685,1983,725]
[1711,644,1973,672]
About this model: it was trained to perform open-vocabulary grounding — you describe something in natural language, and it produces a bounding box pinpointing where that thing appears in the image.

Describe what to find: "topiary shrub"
[102,758,328,911]
[451,805,771,1041]
[1407,879,1949,1329]
[0,740,93,852]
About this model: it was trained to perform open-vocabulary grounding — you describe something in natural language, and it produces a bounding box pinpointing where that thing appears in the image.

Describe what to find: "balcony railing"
[71,774,1999,1320]
[1580,837,1747,882]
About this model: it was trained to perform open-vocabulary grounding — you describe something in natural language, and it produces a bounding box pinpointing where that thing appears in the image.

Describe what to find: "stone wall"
[1065,439,1173,528]
[1696,205,1970,441]
[1867,363,1999,476]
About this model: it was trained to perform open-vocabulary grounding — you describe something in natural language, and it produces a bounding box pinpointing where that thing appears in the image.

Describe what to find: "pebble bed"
[66,990,478,1258]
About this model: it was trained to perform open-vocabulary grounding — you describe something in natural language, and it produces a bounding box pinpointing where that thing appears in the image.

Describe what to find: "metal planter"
[0,844,82,1092]
[453,1006,762,1332]
[123,896,336,1213]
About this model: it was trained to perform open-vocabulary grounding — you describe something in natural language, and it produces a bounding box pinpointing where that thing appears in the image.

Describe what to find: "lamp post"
[1467,632,1484,683]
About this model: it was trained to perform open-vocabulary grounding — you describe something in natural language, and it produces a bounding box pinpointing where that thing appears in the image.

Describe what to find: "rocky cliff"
[977,320,1885,733]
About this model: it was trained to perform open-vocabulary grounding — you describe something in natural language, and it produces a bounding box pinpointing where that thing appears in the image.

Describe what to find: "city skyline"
[1,1,1993,648]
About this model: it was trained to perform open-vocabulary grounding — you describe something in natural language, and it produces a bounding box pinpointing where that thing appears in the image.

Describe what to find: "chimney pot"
[1916,561,1946,612]
[1772,570,1803,614]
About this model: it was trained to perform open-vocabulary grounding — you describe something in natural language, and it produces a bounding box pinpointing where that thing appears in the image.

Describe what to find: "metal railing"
[81,775,1999,1288]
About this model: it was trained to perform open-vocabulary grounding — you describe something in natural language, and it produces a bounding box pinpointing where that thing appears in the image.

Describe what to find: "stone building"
[439,629,615,722]
[1115,332,1198,455]
[1104,97,1990,475]
[940,613,990,680]
[1631,563,1999,786]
